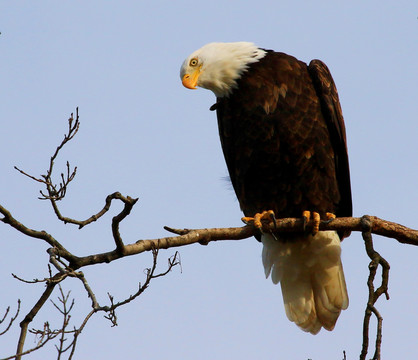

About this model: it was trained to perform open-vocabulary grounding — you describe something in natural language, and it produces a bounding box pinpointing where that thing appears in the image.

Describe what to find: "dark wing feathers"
[308,60,352,219]
[216,52,352,233]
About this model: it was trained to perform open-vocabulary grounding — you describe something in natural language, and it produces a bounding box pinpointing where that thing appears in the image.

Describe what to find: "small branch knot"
[361,215,373,233]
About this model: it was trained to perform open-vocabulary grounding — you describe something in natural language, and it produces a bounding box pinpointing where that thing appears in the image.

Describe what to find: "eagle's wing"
[308,60,353,223]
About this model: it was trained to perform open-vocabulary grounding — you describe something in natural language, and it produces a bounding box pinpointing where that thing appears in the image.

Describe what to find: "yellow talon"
[242,210,276,231]
[312,212,320,234]
[326,212,336,220]
[302,210,311,222]
[303,211,336,235]
[302,211,321,235]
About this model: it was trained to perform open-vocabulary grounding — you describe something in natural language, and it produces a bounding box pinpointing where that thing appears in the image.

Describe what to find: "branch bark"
[2,203,418,271]
[15,274,62,360]
[2,110,417,360]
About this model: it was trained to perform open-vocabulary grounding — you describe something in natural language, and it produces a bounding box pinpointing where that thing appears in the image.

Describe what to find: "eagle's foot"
[324,212,336,223]
[302,211,336,234]
[242,210,276,232]
[302,211,321,235]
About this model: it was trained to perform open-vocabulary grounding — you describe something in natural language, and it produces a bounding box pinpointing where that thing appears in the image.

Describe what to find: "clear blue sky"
[1,1,417,359]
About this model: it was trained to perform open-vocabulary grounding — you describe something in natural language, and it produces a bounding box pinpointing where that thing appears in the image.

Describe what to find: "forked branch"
[0,301,21,336]
[359,216,391,360]
[1,109,416,360]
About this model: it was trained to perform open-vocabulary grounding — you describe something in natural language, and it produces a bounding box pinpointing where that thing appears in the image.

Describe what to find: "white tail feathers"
[261,231,348,334]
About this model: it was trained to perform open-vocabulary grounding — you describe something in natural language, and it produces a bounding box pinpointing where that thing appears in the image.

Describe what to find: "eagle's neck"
[198,42,267,98]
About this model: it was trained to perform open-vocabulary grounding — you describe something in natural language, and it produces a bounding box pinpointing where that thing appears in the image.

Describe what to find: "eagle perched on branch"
[180,42,352,334]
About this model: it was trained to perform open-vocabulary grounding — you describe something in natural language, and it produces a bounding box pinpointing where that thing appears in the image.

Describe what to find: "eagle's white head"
[180,42,266,98]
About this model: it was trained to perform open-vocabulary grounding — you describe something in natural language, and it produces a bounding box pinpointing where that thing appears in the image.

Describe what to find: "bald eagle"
[180,42,352,334]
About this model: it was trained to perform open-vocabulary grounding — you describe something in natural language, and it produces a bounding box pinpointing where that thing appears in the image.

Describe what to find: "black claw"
[302,215,308,231]
[269,231,279,241]
[270,212,278,230]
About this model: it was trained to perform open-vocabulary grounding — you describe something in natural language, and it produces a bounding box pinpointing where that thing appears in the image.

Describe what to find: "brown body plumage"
[214,51,352,224]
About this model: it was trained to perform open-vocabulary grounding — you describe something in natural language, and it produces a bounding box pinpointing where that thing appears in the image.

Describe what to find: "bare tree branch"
[111,195,138,253]
[359,216,390,360]
[1,286,78,360]
[0,301,21,336]
[50,286,74,359]
[14,109,79,204]
[0,204,78,266]
[61,216,418,270]
[97,248,180,323]
[14,273,62,360]
[1,246,181,360]
[11,109,140,232]
[1,323,61,360]
[1,109,417,360]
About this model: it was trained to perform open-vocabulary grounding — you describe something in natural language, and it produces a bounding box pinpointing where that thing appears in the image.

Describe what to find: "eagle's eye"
[189,58,198,67]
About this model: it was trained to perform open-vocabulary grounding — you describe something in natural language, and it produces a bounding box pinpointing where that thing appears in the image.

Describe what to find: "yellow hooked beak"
[182,68,201,90]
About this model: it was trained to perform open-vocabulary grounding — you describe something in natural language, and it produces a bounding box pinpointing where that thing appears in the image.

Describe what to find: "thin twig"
[52,285,73,359]
[1,327,61,360]
[0,301,21,336]
[14,109,79,203]
[11,273,51,284]
[93,248,180,327]
[74,272,99,309]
